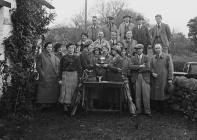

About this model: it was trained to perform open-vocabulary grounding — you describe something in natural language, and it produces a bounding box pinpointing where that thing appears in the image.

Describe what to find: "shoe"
[130,113,137,117]
[64,105,68,112]
[145,113,152,117]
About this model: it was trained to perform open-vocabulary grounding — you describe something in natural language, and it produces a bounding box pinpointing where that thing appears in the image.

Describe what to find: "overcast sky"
[49,0,197,36]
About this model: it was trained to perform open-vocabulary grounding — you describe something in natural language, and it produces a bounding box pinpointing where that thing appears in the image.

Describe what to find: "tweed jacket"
[118,22,135,41]
[129,54,150,83]
[87,24,102,41]
[151,23,172,48]
[102,24,119,41]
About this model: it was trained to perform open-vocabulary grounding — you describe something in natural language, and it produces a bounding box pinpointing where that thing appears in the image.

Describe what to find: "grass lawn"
[1,109,197,140]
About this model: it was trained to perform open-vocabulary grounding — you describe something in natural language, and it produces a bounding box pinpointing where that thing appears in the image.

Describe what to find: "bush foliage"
[0,0,54,116]
[170,76,197,121]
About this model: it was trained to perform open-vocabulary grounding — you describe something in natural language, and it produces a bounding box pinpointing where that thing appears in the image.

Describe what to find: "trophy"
[99,56,105,64]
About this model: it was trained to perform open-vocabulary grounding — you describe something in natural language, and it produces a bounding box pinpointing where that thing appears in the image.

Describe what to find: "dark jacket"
[106,55,123,81]
[132,25,151,47]
[59,54,82,79]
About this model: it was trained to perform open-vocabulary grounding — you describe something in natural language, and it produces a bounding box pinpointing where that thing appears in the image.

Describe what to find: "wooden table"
[83,81,124,114]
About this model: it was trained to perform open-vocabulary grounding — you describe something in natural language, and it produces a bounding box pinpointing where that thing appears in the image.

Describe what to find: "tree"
[71,0,147,30]
[187,17,197,48]
[0,0,55,116]
[46,26,83,44]
[95,0,126,24]
[49,0,149,44]
[171,32,195,57]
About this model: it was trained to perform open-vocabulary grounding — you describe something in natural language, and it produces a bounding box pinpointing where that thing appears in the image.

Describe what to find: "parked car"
[173,62,197,79]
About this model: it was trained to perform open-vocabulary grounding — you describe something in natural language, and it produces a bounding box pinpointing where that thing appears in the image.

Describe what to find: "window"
[183,64,189,73]
[189,64,197,74]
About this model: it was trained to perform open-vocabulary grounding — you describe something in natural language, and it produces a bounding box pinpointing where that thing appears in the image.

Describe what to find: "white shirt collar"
[138,53,143,59]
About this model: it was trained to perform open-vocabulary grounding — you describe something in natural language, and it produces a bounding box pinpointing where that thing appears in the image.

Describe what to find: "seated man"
[92,31,111,53]
[109,31,119,48]
[122,31,137,57]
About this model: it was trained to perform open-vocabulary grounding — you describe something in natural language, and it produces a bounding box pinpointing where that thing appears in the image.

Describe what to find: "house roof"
[39,0,55,9]
[0,0,55,9]
[0,0,11,8]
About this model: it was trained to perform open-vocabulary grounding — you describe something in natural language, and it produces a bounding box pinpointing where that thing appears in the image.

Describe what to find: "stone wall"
[170,76,197,121]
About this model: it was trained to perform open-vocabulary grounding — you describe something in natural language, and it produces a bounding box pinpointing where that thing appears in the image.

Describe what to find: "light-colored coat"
[102,24,118,41]
[92,38,111,52]
[87,25,102,42]
[150,53,174,100]
[119,22,135,41]
[36,51,60,103]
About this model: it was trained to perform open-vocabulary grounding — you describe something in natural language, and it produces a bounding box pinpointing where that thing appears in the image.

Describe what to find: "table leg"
[120,86,123,115]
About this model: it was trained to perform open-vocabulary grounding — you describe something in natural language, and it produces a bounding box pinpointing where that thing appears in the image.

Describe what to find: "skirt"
[59,71,78,104]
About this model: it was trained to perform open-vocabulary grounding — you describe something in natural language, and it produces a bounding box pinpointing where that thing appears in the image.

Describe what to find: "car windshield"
[189,64,197,74]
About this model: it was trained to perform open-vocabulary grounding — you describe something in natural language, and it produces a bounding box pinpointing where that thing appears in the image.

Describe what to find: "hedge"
[170,76,197,121]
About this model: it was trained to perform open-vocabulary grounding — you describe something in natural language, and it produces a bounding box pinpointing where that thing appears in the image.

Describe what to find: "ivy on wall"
[0,0,55,116]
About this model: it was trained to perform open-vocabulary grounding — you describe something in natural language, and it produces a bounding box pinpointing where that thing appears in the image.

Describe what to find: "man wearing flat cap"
[118,15,135,41]
[129,44,151,116]
[132,15,151,55]
[150,14,172,53]
[102,16,119,41]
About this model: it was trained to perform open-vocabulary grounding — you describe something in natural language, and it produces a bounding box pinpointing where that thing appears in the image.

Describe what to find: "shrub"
[170,76,197,121]
[0,0,54,117]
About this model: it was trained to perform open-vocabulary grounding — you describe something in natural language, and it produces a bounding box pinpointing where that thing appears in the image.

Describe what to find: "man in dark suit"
[151,14,172,53]
[129,44,151,116]
[132,15,151,55]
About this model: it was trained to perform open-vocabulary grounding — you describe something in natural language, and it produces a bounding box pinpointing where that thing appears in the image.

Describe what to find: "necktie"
[156,54,160,60]
[138,55,141,64]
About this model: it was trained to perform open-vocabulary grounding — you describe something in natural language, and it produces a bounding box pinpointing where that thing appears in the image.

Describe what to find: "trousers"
[135,74,151,114]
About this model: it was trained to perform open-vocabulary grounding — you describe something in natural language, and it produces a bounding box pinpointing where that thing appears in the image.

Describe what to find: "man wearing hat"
[132,15,151,55]
[129,44,151,116]
[150,14,172,53]
[87,16,102,42]
[118,15,135,41]
[102,16,119,41]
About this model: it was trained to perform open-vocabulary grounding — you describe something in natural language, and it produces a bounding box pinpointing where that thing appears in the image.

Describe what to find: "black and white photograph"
[0,0,197,139]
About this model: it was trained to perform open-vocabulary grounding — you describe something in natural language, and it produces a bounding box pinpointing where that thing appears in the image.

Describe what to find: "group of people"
[36,14,174,117]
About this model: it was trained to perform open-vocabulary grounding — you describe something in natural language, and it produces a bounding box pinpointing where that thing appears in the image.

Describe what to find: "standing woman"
[36,42,60,108]
[53,43,64,60]
[59,43,82,113]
